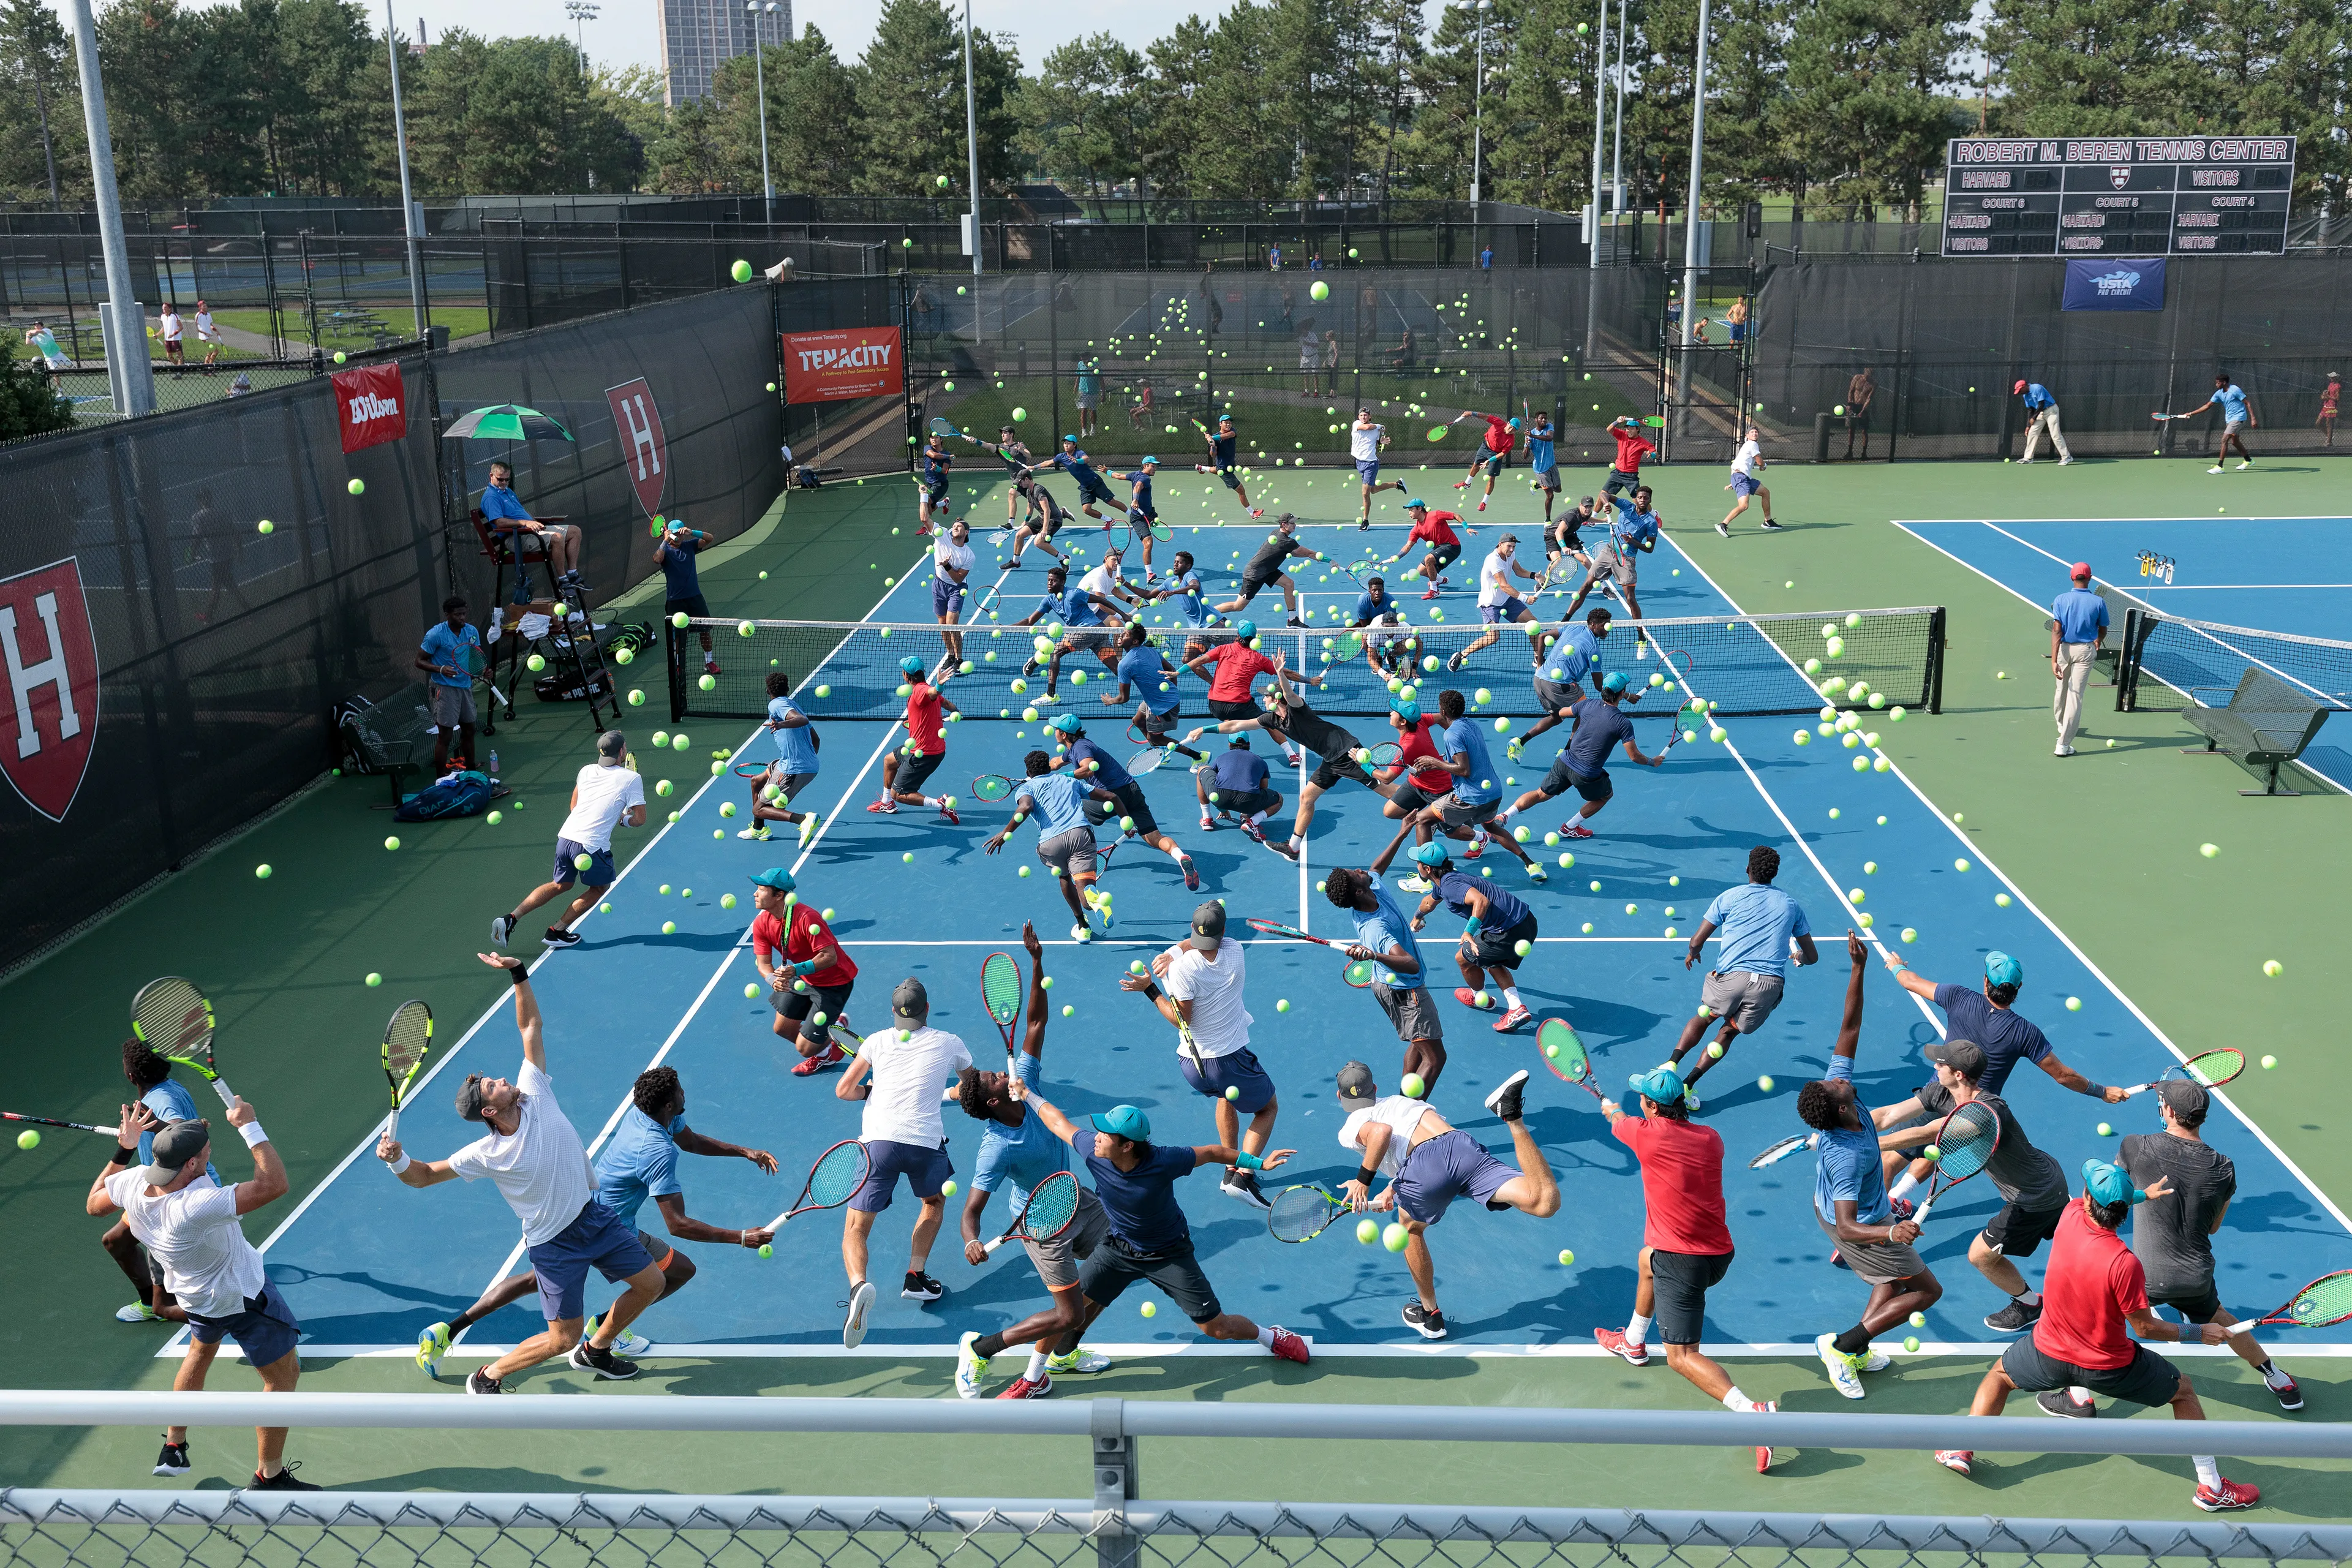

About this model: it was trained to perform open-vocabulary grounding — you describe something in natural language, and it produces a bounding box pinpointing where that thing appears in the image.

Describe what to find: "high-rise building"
[658,0,791,105]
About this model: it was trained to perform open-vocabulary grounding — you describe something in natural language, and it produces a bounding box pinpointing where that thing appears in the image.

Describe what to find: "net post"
[664,615,684,723]
[2116,608,2143,713]
[1089,1396,1138,1568]
[1926,606,1947,714]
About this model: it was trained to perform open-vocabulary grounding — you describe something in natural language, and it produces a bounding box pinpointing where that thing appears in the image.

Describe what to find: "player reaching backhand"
[2156,373,2258,474]
[1451,410,1520,511]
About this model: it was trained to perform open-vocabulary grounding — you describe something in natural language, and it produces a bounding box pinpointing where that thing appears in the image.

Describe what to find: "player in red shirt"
[1450,410,1521,511]
[1379,499,1466,600]
[1605,416,1656,499]
[1180,619,1301,764]
[1593,1064,1785,1468]
[1372,698,1459,854]
[749,865,862,1074]
[1934,1160,2258,1511]
[869,654,962,823]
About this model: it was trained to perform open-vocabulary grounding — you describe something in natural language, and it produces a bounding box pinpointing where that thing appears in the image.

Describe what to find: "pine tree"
[0,0,82,205]
[1784,0,1967,218]
[1017,34,1147,197]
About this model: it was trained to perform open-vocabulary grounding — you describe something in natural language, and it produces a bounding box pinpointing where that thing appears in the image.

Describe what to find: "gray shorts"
[1532,676,1579,714]
[1392,1128,1513,1226]
[1025,1185,1112,1291]
[1816,1214,1928,1284]
[762,766,818,804]
[429,684,477,728]
[1436,795,1496,829]
[1699,970,1785,1034]
[2224,418,2248,438]
[1374,981,1444,1044]
[1038,826,1098,879]
[1586,545,1637,589]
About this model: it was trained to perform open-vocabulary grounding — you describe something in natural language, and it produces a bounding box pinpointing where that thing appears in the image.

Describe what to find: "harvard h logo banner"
[332,363,409,454]
[0,557,101,823]
[605,378,669,519]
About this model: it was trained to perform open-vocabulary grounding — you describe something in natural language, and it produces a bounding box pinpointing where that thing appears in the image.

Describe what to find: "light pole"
[1679,0,1712,350]
[61,0,151,413]
[746,1,775,208]
[564,0,598,68]
[385,0,428,341]
[962,0,981,279]
[1582,0,1607,359]
[1468,0,1490,208]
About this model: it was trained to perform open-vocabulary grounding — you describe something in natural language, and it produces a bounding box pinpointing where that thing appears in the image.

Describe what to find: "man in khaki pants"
[2049,564,2109,758]
[2015,380,2072,464]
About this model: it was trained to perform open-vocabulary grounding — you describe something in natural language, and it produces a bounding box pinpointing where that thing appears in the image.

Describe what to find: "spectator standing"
[2048,562,2108,757]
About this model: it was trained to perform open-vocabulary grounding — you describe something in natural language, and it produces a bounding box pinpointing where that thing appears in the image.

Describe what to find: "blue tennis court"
[196,511,2352,1367]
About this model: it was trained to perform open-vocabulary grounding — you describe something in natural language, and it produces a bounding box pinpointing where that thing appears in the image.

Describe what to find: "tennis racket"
[927,417,959,439]
[1909,1101,2001,1226]
[980,950,1023,1058]
[1190,417,1210,436]
[1127,747,1167,775]
[130,978,234,1108]
[1536,1017,1604,1101]
[759,1138,871,1235]
[464,643,510,709]
[1267,1183,1354,1243]
[382,999,432,1140]
[733,760,775,779]
[1245,916,1344,949]
[1640,416,1666,428]
[1749,1132,1817,1169]
[2125,1048,2245,1096]
[1341,957,1378,989]
[2225,1271,2352,1333]
[972,772,1015,802]
[1354,740,1404,770]
[984,1169,1081,1254]
[1327,630,1366,664]
[2151,410,2180,422]
[1425,424,1452,442]
[4,1110,114,1137]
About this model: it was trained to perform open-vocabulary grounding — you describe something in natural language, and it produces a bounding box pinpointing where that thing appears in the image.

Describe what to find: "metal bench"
[2179,667,2329,797]
[339,682,435,806]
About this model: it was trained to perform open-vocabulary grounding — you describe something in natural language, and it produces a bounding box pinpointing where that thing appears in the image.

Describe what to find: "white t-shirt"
[1351,423,1383,463]
[1163,939,1251,1060]
[447,1059,594,1246]
[1338,1096,1436,1178]
[932,537,975,583]
[1731,438,1763,478]
[1079,562,1123,604]
[557,761,646,852]
[858,1025,973,1148]
[159,311,182,342]
[195,311,221,342]
[1477,549,1519,608]
[105,1170,265,1319]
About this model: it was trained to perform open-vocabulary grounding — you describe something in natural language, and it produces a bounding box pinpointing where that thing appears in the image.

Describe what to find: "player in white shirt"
[1332,1061,1559,1340]
[1120,900,1280,1209]
[158,301,184,368]
[87,1093,316,1488]
[491,730,647,950]
[931,518,977,664]
[193,298,224,366]
[1351,410,1405,527]
[835,978,975,1344]
[1718,424,1778,535]
[1078,551,1142,624]
[1444,534,1547,672]
[380,952,668,1390]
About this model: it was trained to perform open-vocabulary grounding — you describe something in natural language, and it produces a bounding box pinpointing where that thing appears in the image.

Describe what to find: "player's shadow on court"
[575,929,739,954]
[2211,1188,2339,1237]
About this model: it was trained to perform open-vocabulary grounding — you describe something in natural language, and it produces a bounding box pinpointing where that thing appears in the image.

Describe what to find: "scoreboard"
[1942,137,2295,257]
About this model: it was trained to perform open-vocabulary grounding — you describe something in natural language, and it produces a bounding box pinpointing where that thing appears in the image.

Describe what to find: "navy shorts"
[1480,598,1530,625]
[933,579,967,616]
[1539,756,1611,804]
[1604,469,1642,497]
[1649,1248,1732,1345]
[1215,466,1243,493]
[894,749,946,794]
[1392,1129,1513,1225]
[552,835,616,889]
[772,978,854,1045]
[1730,472,1762,498]
[1178,1046,1276,1114]
[1475,449,1507,477]
[1356,458,1382,486]
[853,1137,953,1213]
[186,1279,302,1367]
[1076,475,1118,508]
[924,475,950,505]
[1422,541,1461,576]
[665,593,712,622]
[2000,1336,2182,1409]
[1078,1236,1222,1322]
[526,1199,654,1322]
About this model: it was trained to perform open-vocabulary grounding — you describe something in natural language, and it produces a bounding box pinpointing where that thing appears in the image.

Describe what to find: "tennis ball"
[1400,1072,1427,1098]
[1903,1336,1921,1353]
[487,810,503,824]
[1140,1301,1157,1317]
[2065,996,2082,1011]
[731,258,753,282]
[347,478,365,496]
[1901,927,1917,943]
[572,852,594,871]
[1924,1144,1940,1161]
[1382,1223,1410,1253]
[15,1129,37,1150]
[1514,939,1531,957]
[1019,866,1030,877]
[1908,1311,1926,1329]
[662,921,677,934]
[256,519,274,535]
[2199,842,2218,859]
[815,685,831,698]
[1995,892,2012,907]
[758,1243,773,1258]
[383,835,400,850]
[1706,1042,1724,1059]
[1582,921,1594,932]
[902,851,913,862]
[1060,1003,1074,1017]
[1276,998,1290,1012]
[1558,1249,1575,1266]
[1357,1218,1380,1244]
[1834,404,1845,415]
[1757,1075,1774,1092]
[2263,959,2283,978]
[1954,858,1970,872]
[1012,406,1028,421]
[1494,717,1510,733]
[2097,1121,2113,1137]
[2262,1054,2277,1069]
[365,972,382,987]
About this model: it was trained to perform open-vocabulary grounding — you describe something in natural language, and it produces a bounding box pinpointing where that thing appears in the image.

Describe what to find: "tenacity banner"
[781,326,903,403]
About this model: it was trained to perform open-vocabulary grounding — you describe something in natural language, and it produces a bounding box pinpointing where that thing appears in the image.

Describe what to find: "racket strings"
[134,980,213,1061]
[1537,1021,1588,1080]
[807,1143,869,1207]
[1268,1186,1334,1241]
[1020,1173,1080,1237]
[1937,1107,1999,1179]
[981,955,1023,1027]
[973,775,1014,802]
[385,1005,432,1077]
[2186,1049,2245,1087]
[2291,1275,2352,1325]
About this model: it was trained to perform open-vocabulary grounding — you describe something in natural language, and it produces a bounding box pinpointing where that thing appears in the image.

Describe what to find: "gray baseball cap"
[1925,1038,1988,1080]
[892,978,930,1022]
[2157,1079,2210,1121]
[1188,900,1227,951]
[1336,1061,1378,1109]
[140,1120,211,1186]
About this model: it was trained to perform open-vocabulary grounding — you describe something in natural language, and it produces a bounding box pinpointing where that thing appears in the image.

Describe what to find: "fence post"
[1090,1398,1137,1568]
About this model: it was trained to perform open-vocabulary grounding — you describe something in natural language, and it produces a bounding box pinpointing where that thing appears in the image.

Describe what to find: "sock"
[1888,1170,1923,1202]
[1502,986,1525,1012]
[1024,1346,1051,1381]
[1493,805,1517,823]
[921,795,940,809]
[1248,811,1267,826]
[973,1332,1009,1359]
[1722,1388,1757,1413]
[1624,1313,1652,1348]
[1833,1324,1872,1357]
[1255,1325,1276,1349]
[2260,1360,2294,1389]
[2193,1456,2222,1491]
[2015,1291,2041,1308]
[1289,834,1305,850]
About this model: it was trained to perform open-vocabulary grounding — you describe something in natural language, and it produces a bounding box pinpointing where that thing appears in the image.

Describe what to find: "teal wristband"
[1235,1151,1264,1171]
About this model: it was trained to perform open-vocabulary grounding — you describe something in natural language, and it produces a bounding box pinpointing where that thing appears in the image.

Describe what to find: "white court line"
[1674,534,2352,1237]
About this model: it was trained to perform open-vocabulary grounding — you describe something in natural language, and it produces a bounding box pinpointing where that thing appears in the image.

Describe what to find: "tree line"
[1,0,2343,219]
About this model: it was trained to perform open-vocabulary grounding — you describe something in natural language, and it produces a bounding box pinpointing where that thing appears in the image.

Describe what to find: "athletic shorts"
[1309,745,1374,791]
[1586,545,1637,588]
[1387,781,1448,813]
[1730,472,1762,498]
[1037,826,1098,880]
[552,835,616,889]
[761,767,818,805]
[1134,703,1182,742]
[2148,1284,2225,1323]
[1475,449,1508,477]
[1025,1185,1111,1292]
[1649,1248,1732,1346]
[1076,393,1099,411]
[1815,1215,1928,1285]
[526,1199,654,1322]
[1022,505,1066,537]
[772,978,854,1046]
[184,1280,302,1368]
[1532,675,1580,714]
[1215,466,1243,492]
[1533,464,1560,491]
[1373,981,1443,1044]
[1603,469,1642,497]
[1075,475,1117,508]
[2224,418,2248,439]
[1207,698,1262,725]
[1178,1046,1276,1114]
[665,593,712,622]
[1079,1235,1221,1322]
[1698,970,1784,1034]
[933,579,968,616]
[1436,794,1499,830]
[1464,913,1539,971]
[895,749,946,795]
[1356,458,1382,487]
[429,684,477,729]
[924,475,950,505]
[1539,756,1611,804]
[2000,1335,2181,1409]
[1232,573,1277,604]
[1981,1201,2067,1261]
[1421,541,1462,576]
[1392,1128,1513,1226]
[1480,598,1531,625]
[851,1137,952,1214]
[1088,778,1159,837]
[1128,508,1159,539]
[1210,785,1278,819]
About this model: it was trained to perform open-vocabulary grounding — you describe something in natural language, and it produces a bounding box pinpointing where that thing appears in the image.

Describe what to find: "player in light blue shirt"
[1525,411,1561,521]
[1419,690,1542,877]
[1512,606,1615,760]
[414,596,483,774]
[744,671,821,846]
[2166,372,2257,472]
[1150,551,1212,629]
[1668,845,1817,1101]
[985,752,1123,941]
[1563,487,1662,645]
[1327,839,1447,1092]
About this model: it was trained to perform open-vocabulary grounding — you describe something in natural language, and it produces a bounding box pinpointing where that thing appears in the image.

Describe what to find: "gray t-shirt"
[2119,1131,2236,1296]
[1916,1082,2065,1213]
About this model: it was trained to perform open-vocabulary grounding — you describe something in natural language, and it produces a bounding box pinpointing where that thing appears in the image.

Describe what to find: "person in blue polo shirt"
[2014,380,2071,464]
[983,749,1122,941]
[1880,948,2125,1102]
[1668,845,1818,1107]
[2048,561,2108,756]
[1327,839,1447,1093]
[2165,372,2258,473]
[480,460,582,589]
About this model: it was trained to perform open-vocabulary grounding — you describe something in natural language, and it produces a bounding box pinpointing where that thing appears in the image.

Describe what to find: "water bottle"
[488,749,499,777]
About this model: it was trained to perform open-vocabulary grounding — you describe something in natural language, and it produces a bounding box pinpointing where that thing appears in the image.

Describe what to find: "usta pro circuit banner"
[780,326,903,403]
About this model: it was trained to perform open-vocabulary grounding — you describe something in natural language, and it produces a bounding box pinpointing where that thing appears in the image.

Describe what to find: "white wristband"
[390,1153,413,1174]
[239,1121,268,1148]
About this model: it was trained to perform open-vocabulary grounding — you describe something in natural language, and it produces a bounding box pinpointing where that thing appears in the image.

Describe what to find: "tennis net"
[2117,609,2352,714]
[664,608,1945,725]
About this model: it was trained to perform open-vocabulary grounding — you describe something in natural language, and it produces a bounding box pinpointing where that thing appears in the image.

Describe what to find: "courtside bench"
[339,683,434,806]
[2178,668,2328,797]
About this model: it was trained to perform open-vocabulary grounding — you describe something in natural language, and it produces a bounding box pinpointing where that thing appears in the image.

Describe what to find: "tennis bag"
[533,665,615,703]
[394,769,494,821]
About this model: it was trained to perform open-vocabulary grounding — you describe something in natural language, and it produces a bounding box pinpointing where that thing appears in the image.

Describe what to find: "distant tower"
[658,0,791,105]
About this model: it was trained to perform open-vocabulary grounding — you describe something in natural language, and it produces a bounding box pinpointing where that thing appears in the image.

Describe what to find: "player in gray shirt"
[2120,1080,2301,1411]
[1872,1038,2068,1335]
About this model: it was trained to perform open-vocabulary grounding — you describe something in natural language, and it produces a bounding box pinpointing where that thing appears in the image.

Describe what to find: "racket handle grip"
[761,1208,793,1234]
[2223,1320,2256,1336]
[1910,1198,1936,1227]
[210,1077,236,1108]
[387,1106,401,1143]
[984,1236,1009,1256]
[2124,1082,2153,1096]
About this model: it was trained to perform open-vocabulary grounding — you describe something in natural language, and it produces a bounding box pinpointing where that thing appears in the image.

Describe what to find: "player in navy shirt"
[1882,948,2125,1099]
[1390,831,1541,1034]
[1512,605,1615,760]
[1036,437,1118,522]
[1110,458,1164,575]
[1044,712,1200,890]
[918,430,954,535]
[1193,413,1264,519]
[1014,565,1122,699]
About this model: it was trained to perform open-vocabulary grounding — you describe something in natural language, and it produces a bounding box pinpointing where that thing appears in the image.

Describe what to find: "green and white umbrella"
[443,403,574,442]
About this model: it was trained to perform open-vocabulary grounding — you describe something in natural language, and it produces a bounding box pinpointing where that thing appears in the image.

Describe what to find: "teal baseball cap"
[1409,841,1450,868]
[1047,712,1081,734]
[749,867,796,892]
[2081,1158,2146,1208]
[1629,1065,1685,1105]
[1392,696,1422,723]
[1140,455,1159,466]
[1601,671,1632,696]
[1404,497,1428,510]
[1233,619,1258,642]
[1091,1104,1152,1141]
[899,654,927,677]
[1985,951,2024,989]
